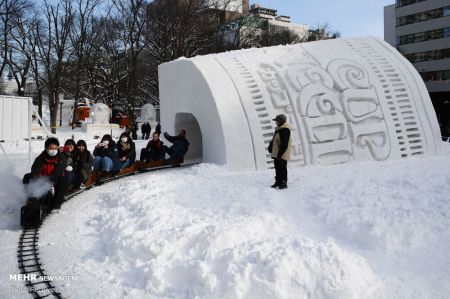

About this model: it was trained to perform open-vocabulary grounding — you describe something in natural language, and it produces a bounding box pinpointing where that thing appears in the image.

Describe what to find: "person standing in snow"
[268,114,291,189]
[141,122,151,139]
[131,122,138,140]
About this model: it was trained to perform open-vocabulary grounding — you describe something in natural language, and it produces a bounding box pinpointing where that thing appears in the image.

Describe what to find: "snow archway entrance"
[174,112,202,162]
[159,37,442,171]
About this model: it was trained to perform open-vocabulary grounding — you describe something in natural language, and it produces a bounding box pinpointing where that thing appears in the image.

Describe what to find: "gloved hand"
[50,185,55,196]
[66,165,73,171]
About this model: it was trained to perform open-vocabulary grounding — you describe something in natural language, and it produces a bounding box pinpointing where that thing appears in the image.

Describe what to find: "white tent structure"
[0,95,48,164]
[159,37,442,170]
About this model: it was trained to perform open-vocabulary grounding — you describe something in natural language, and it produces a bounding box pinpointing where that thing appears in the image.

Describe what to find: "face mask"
[47,149,58,157]
[103,140,109,145]
[121,137,128,143]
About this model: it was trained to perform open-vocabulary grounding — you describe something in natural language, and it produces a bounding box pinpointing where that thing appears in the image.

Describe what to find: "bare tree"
[35,0,75,133]
[144,0,227,104]
[6,0,36,97]
[0,0,31,80]
[82,15,126,106]
[260,28,304,47]
[68,0,101,128]
[14,14,47,116]
[308,23,341,41]
[110,0,149,122]
[201,0,260,52]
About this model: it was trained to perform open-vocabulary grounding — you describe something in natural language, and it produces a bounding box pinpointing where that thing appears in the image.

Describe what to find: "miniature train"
[20,157,184,228]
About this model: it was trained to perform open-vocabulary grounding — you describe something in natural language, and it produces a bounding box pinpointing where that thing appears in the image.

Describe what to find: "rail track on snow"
[17,160,195,298]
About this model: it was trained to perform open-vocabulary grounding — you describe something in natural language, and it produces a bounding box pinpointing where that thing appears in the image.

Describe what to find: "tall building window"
[420,70,450,81]
[398,27,450,45]
[396,0,426,8]
[396,6,449,26]
[404,48,450,63]
[444,6,450,16]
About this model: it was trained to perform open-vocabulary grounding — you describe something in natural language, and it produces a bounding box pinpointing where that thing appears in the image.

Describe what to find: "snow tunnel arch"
[174,112,203,162]
[159,37,442,171]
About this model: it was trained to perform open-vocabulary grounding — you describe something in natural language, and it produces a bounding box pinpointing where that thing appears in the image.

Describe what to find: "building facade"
[223,4,308,48]
[198,0,249,14]
[249,4,308,40]
[385,0,450,137]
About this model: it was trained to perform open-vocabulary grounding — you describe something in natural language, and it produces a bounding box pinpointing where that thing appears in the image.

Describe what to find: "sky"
[251,0,395,38]
[34,0,395,39]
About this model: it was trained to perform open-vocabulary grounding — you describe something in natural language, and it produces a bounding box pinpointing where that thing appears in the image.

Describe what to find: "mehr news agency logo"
[9,273,83,293]
[10,273,83,282]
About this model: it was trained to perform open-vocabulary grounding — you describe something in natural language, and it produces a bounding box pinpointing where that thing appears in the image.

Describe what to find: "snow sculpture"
[159,37,442,170]
[91,103,110,124]
[140,103,156,122]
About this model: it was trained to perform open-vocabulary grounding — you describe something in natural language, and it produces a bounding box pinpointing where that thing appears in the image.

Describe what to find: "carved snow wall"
[159,37,442,170]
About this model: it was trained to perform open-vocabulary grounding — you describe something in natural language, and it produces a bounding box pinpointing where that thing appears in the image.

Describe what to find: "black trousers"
[274,158,288,183]
[140,148,163,162]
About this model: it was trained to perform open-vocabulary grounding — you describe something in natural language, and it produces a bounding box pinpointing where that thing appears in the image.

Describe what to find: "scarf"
[120,142,130,151]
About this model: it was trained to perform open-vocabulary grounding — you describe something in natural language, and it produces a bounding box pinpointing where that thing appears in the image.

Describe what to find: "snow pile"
[0,164,27,230]
[38,144,450,299]
[0,161,33,299]
[77,170,381,298]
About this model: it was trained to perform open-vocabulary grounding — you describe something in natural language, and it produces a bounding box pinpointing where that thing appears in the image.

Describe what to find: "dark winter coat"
[164,132,189,155]
[74,151,94,182]
[142,123,151,134]
[155,123,161,135]
[145,139,164,160]
[131,125,138,140]
[30,151,67,184]
[93,142,121,172]
[117,141,136,163]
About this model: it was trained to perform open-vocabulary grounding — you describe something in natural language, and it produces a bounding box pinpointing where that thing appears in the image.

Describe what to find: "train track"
[17,161,196,299]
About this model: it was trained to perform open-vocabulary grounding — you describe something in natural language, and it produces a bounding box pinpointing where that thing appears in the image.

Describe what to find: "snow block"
[159,37,442,170]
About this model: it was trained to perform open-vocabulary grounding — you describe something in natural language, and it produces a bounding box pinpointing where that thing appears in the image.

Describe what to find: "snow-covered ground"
[1,136,450,298]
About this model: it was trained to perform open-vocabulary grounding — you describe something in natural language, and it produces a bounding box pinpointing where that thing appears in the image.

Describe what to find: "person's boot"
[277,181,288,190]
[271,177,279,188]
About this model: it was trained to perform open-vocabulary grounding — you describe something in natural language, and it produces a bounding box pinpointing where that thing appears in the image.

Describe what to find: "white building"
[223,4,308,48]
[250,4,308,40]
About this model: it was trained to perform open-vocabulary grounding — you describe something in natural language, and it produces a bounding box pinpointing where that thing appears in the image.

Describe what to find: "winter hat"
[272,114,287,122]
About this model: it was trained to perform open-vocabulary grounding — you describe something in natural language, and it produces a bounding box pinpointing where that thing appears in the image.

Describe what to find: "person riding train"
[62,139,77,188]
[22,137,69,208]
[139,132,165,170]
[117,132,136,169]
[93,134,120,174]
[73,140,94,188]
[163,130,189,161]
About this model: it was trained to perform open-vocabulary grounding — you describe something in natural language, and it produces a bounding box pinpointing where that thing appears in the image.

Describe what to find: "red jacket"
[31,151,67,183]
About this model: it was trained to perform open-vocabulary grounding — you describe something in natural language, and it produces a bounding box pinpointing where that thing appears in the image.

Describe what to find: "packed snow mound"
[39,145,450,299]
[160,37,442,171]
[0,165,27,230]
